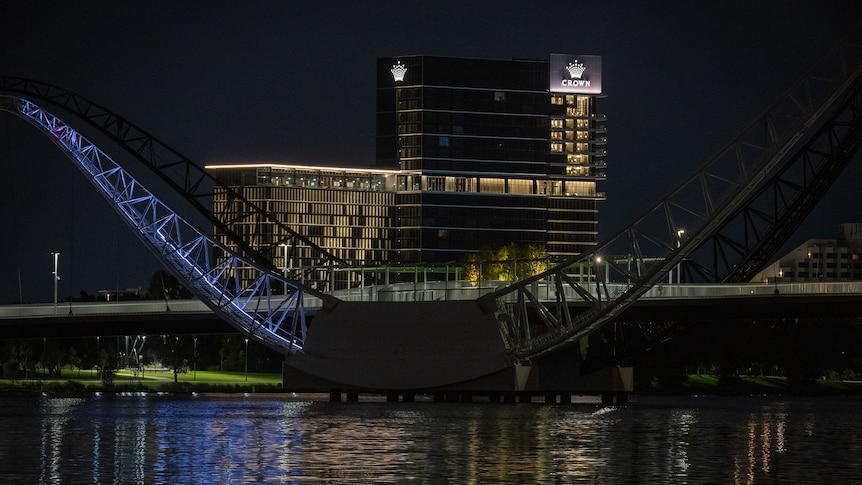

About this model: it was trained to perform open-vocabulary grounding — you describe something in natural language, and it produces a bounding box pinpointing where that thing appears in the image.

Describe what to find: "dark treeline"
[620,317,862,392]
[0,333,285,381]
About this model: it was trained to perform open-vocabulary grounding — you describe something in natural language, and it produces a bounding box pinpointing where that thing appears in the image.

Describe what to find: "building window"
[439,136,450,147]
[551,95,564,105]
[494,92,506,102]
[425,176,446,191]
[479,178,505,194]
[508,179,534,195]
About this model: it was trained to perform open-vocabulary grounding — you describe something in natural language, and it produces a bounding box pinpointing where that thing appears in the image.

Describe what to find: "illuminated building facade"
[208,164,403,277]
[376,54,606,264]
[210,54,607,274]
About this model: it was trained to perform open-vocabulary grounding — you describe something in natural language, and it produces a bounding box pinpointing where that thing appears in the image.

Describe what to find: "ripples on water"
[1,393,861,483]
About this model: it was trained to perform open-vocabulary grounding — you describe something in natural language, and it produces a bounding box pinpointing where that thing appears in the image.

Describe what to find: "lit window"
[494,92,506,102]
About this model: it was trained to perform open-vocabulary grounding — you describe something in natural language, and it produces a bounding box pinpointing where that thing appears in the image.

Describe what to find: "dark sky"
[1,1,861,303]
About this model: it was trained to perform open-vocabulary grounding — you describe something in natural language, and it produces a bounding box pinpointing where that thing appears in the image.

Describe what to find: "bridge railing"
[320,279,862,302]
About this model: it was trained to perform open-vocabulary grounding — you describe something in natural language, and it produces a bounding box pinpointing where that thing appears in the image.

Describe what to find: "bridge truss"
[0,77,355,290]
[483,43,862,362]
[0,95,337,353]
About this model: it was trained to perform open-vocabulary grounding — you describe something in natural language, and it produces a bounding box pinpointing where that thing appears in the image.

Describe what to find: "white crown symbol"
[391,61,407,82]
[566,61,586,79]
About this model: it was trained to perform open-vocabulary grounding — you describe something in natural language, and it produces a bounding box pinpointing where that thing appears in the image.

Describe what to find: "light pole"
[676,229,685,285]
[594,256,602,296]
[51,251,60,313]
[244,338,249,382]
[193,336,198,381]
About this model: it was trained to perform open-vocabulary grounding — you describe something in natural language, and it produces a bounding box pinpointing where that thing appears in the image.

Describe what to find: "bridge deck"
[2,281,859,339]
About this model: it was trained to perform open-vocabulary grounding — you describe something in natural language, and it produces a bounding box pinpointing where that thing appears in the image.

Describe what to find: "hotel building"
[377,54,606,264]
[209,54,606,277]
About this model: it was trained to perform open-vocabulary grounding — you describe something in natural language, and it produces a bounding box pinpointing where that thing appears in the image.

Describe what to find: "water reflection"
[734,404,788,483]
[3,394,861,483]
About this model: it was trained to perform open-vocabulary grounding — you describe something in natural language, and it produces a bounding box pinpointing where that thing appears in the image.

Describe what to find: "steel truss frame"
[693,74,862,283]
[483,44,862,361]
[0,77,355,291]
[0,96,336,352]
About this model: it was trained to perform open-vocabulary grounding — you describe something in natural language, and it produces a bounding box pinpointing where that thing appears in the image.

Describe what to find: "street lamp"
[193,336,198,381]
[51,251,60,313]
[244,338,249,382]
[676,230,685,285]
[280,243,289,279]
[593,256,603,296]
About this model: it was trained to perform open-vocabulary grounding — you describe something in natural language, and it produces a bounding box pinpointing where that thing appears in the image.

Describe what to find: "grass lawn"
[0,368,284,392]
[668,374,862,395]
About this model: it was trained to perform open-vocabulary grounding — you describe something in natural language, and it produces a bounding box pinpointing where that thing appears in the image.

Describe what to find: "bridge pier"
[601,392,629,405]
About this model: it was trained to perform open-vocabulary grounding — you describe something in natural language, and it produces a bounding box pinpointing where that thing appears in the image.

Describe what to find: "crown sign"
[391,61,408,82]
[566,61,586,79]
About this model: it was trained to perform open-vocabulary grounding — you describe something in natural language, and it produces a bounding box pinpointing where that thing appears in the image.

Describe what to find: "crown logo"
[391,61,407,82]
[566,61,586,79]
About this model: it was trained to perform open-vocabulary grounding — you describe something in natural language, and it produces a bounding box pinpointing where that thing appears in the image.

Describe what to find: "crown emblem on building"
[566,61,586,79]
[390,61,408,82]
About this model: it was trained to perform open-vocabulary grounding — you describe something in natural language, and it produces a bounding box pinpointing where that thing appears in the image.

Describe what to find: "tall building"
[376,54,606,264]
[209,54,607,281]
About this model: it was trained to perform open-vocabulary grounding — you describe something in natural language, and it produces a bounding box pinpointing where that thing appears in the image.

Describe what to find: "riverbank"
[0,369,285,394]
[4,370,862,396]
[646,374,862,396]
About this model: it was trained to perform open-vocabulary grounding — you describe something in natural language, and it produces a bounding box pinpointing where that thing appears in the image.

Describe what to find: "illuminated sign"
[390,61,408,82]
[549,54,601,94]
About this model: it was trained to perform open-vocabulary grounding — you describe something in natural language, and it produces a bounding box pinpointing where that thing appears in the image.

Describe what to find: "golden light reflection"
[734,406,788,485]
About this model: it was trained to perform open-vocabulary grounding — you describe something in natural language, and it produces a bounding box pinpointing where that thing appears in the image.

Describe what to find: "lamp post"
[280,243,289,278]
[51,251,60,313]
[594,256,602,296]
[676,230,685,285]
[244,338,249,382]
[193,336,198,381]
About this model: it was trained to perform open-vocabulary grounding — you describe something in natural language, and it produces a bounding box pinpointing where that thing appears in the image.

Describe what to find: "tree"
[96,343,118,386]
[163,336,188,383]
[147,270,193,300]
[67,347,82,377]
[40,340,66,378]
[461,244,549,285]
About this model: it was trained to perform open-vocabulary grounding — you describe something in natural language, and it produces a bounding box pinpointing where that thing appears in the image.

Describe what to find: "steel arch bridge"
[2,43,862,391]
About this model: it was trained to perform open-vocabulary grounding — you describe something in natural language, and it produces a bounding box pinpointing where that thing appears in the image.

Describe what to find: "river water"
[1,392,860,483]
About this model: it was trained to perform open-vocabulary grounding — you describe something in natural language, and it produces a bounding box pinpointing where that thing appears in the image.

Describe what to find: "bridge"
[2,43,862,397]
[2,281,861,339]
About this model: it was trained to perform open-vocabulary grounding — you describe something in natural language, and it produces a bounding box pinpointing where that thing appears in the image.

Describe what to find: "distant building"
[751,223,862,283]
[209,54,607,276]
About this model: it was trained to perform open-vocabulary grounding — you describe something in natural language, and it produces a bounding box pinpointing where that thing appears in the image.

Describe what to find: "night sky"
[1,1,861,304]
